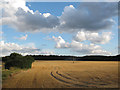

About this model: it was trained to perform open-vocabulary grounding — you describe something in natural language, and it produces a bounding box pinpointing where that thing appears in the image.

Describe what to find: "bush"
[2,56,10,62]
[4,53,35,69]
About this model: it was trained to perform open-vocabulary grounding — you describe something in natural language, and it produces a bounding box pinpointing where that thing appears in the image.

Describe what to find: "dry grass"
[2,61,119,88]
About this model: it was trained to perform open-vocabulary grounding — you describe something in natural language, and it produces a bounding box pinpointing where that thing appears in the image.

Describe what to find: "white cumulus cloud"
[1,1,117,33]
[71,40,111,55]
[58,3,117,32]
[52,36,111,55]
[1,0,60,32]
[0,41,54,56]
[52,36,70,48]
[74,30,112,44]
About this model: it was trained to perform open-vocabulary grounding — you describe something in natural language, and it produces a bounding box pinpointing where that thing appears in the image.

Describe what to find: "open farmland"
[2,61,119,88]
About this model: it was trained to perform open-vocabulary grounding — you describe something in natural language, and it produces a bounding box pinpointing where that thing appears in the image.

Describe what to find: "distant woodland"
[29,54,119,61]
[1,53,119,69]
[2,54,119,64]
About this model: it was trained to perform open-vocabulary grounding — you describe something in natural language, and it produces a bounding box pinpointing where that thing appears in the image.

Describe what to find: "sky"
[0,0,119,56]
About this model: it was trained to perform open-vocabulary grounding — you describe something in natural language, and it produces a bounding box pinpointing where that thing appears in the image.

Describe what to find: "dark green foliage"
[30,54,119,61]
[10,53,23,59]
[2,56,10,62]
[4,53,35,69]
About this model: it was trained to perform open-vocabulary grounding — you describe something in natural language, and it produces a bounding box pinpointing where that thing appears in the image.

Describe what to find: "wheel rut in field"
[57,71,95,85]
[56,71,72,80]
[51,72,70,84]
[50,71,89,88]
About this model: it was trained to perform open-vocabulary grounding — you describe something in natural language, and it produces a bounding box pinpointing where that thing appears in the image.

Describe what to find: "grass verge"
[2,67,21,82]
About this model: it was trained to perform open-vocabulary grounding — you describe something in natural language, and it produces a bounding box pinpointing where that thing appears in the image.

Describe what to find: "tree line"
[2,53,119,69]
[29,54,119,61]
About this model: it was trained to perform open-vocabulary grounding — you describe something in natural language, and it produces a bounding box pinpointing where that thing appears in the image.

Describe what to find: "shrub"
[4,53,35,69]
[2,56,10,62]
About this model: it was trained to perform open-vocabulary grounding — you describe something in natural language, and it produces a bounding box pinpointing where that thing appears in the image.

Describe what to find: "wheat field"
[2,61,119,88]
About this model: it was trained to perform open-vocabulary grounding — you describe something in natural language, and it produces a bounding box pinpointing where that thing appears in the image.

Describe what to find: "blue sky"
[1,1,118,56]
[27,2,81,16]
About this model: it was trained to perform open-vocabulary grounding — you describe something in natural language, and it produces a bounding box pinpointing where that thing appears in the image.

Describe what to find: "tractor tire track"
[56,71,72,80]
[55,71,98,88]
[50,71,89,88]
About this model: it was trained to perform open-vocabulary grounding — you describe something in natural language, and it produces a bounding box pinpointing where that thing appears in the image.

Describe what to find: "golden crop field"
[2,61,119,88]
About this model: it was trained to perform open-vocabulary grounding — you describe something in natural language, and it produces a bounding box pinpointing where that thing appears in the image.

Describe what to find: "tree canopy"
[3,53,35,69]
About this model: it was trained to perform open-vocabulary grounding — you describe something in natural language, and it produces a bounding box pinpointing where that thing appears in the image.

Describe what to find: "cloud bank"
[52,36,111,55]
[0,41,54,56]
[1,0,117,33]
[59,3,117,32]
[1,0,117,56]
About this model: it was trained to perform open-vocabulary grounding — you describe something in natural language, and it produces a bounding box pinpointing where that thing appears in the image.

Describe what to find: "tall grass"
[2,67,21,81]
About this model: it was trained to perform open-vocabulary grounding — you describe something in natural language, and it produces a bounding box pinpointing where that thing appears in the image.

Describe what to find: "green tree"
[4,53,35,69]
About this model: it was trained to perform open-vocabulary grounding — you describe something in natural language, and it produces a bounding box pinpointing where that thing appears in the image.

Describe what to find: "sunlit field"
[3,61,118,88]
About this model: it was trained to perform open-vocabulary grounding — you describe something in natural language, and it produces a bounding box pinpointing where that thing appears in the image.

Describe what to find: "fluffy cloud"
[0,1,116,56]
[52,36,70,48]
[1,0,60,32]
[15,34,28,40]
[71,40,111,55]
[0,41,54,56]
[14,8,59,32]
[1,1,117,33]
[74,30,112,44]
[52,36,111,55]
[59,3,117,32]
